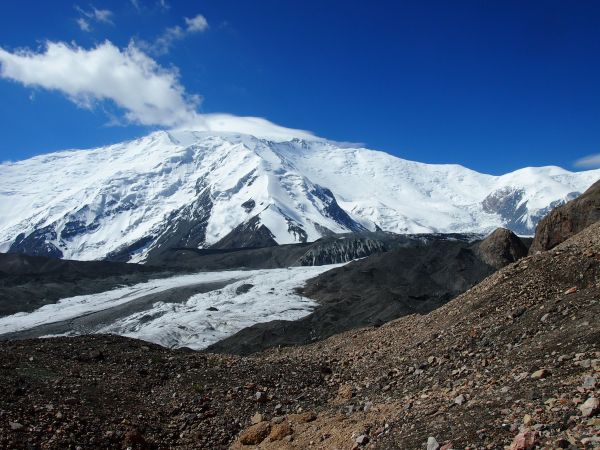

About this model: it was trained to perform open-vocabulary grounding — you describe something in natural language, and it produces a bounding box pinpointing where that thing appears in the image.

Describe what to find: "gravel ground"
[0,223,599,449]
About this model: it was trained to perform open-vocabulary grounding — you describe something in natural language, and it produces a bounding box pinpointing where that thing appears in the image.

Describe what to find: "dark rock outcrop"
[151,232,477,270]
[8,226,63,259]
[529,179,600,253]
[310,185,366,232]
[140,189,213,264]
[475,227,528,269]
[210,215,278,250]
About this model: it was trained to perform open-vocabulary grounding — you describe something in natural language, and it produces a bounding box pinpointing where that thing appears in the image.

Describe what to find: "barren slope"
[0,221,598,449]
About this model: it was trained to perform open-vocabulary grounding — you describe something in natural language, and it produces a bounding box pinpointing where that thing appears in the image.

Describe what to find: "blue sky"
[0,0,598,174]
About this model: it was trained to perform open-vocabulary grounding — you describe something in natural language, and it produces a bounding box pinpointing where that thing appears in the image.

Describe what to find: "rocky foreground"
[1,220,599,448]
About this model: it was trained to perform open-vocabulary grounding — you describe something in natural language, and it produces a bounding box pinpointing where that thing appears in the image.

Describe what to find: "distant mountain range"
[0,130,597,262]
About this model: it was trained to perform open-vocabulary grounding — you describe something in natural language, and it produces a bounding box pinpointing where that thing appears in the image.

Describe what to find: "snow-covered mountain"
[0,129,598,262]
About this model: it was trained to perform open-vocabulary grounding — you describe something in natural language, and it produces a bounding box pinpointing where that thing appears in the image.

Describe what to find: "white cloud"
[92,8,113,23]
[192,114,316,142]
[140,14,209,55]
[0,41,199,127]
[0,40,317,141]
[130,0,141,11]
[77,18,92,32]
[185,14,209,32]
[76,5,114,25]
[147,25,185,55]
[574,154,600,169]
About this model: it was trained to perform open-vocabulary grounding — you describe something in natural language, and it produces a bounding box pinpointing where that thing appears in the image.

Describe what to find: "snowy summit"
[0,128,597,262]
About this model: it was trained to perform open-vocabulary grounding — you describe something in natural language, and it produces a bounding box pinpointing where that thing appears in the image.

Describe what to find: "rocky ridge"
[530,179,600,254]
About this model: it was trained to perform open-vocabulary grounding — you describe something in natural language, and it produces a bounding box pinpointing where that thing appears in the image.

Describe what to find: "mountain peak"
[0,132,598,262]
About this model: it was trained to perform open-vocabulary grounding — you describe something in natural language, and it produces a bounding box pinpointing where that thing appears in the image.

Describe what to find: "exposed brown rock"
[337,384,354,401]
[268,421,293,441]
[239,421,271,445]
[509,429,537,450]
[529,178,600,253]
[123,427,146,449]
[475,227,528,268]
[291,411,317,423]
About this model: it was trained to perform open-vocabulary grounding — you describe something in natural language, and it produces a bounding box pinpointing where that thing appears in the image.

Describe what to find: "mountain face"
[0,130,598,262]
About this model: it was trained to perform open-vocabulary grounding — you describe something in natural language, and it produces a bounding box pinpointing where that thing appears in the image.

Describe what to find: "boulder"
[509,429,537,450]
[269,421,293,442]
[475,228,528,268]
[580,397,599,417]
[239,421,271,445]
[427,436,440,450]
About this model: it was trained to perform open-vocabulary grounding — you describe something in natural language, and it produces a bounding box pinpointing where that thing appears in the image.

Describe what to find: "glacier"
[0,264,343,350]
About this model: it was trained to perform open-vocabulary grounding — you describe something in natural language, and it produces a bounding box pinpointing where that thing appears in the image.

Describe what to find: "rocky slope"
[530,179,600,254]
[1,220,598,449]
[1,130,597,262]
